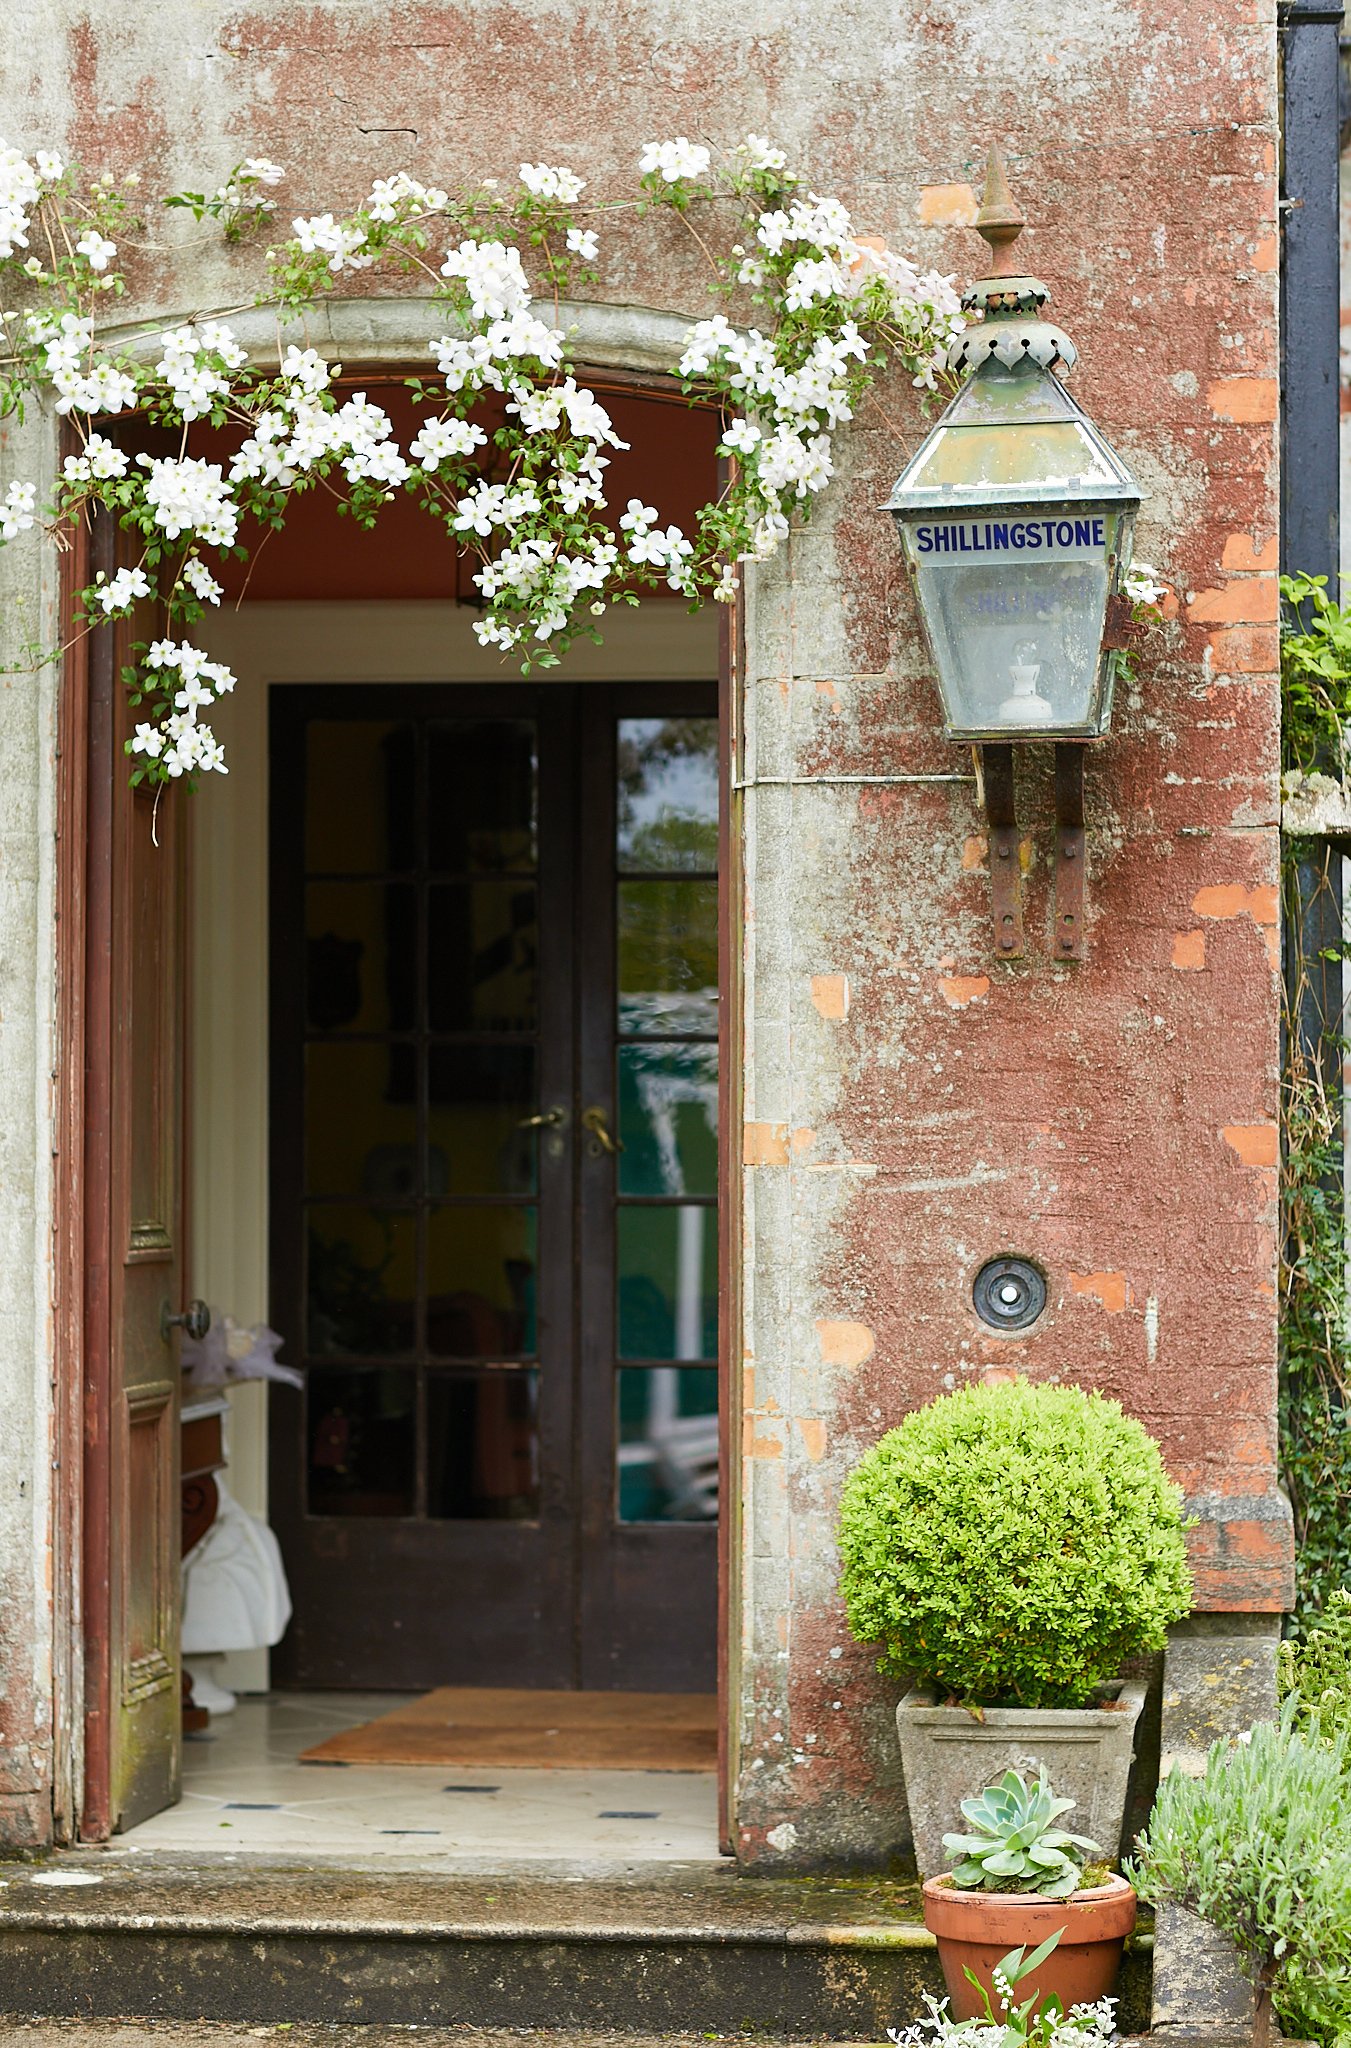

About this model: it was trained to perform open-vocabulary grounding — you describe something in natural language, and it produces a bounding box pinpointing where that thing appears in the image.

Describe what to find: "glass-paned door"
[577,688,719,1689]
[270,680,718,1691]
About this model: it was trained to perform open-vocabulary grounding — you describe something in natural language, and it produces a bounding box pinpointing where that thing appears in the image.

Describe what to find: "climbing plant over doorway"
[0,137,964,782]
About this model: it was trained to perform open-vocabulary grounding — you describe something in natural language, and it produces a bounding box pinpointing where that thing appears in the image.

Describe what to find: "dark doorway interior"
[269,681,719,1691]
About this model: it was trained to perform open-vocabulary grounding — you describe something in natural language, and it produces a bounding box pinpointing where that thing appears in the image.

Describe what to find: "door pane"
[617,1367,718,1522]
[617,1204,717,1360]
[306,720,416,873]
[428,882,538,1031]
[617,879,717,1035]
[426,1206,538,1358]
[617,717,717,872]
[617,1042,717,1196]
[428,1043,538,1195]
[428,720,538,872]
[427,1370,540,1518]
[307,1207,417,1356]
[306,882,416,1032]
[306,1042,418,1197]
[307,1366,416,1515]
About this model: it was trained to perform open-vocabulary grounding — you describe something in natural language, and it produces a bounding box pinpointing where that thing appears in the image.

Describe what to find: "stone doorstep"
[0,1853,1153,2036]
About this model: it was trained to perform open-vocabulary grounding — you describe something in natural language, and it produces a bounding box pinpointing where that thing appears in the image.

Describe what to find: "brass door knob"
[162,1299,212,1344]
[581,1105,624,1155]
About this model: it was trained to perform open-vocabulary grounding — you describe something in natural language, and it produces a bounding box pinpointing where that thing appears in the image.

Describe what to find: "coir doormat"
[299,1687,718,1771]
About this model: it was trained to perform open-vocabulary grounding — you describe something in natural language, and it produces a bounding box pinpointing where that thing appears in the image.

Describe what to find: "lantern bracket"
[981,743,1025,960]
[1054,743,1088,962]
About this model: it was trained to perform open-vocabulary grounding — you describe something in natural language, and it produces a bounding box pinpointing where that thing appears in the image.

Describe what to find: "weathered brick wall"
[1,0,1281,1856]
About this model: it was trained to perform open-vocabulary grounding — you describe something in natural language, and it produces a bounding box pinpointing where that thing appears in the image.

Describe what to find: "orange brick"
[815,1320,876,1369]
[1223,1124,1278,1169]
[939,974,990,1008]
[1172,930,1207,970]
[1207,376,1278,422]
[1068,1271,1129,1314]
[1207,625,1279,673]
[1221,534,1279,573]
[1187,576,1277,625]
[809,974,849,1019]
[919,183,978,226]
[743,1121,790,1166]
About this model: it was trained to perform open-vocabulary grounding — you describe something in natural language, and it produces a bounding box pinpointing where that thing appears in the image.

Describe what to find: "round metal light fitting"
[972,1257,1046,1332]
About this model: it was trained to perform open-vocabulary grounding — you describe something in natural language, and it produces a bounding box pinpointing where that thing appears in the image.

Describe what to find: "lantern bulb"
[998,647,1054,726]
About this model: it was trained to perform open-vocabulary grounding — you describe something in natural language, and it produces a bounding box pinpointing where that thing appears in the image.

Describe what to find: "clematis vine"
[0,132,965,785]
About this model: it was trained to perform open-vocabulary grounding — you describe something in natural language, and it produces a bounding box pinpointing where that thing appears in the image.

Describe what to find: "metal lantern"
[884,153,1143,743]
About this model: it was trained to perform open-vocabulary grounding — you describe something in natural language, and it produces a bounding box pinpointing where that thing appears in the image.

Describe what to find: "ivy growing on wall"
[1280,572,1351,1630]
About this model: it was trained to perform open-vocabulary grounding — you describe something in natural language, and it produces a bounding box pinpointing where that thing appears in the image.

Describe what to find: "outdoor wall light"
[883,151,1143,960]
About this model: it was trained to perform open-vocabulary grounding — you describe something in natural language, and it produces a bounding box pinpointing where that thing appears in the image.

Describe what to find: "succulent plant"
[942,1767,1101,1898]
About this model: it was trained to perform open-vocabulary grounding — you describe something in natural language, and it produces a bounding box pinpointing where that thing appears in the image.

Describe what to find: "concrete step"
[0,1854,1152,2038]
[5,2029,860,2047]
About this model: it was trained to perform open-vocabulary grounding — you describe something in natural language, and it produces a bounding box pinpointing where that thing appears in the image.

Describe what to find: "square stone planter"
[896,1679,1149,1877]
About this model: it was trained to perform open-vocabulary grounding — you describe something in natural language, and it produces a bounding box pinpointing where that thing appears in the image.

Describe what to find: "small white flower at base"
[638,137,712,183]
[182,555,223,606]
[0,479,38,541]
[565,226,598,262]
[719,419,761,457]
[75,228,117,272]
[1125,561,1166,607]
[409,416,488,469]
[519,163,585,204]
[92,565,151,615]
[738,135,788,173]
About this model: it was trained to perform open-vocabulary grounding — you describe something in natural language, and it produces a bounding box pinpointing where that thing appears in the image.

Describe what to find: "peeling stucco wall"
[0,0,1281,1856]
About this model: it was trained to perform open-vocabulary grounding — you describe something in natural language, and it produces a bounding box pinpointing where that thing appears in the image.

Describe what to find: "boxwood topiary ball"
[837,1378,1193,1708]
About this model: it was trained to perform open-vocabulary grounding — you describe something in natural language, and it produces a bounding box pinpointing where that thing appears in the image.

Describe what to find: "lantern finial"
[974,148,1025,277]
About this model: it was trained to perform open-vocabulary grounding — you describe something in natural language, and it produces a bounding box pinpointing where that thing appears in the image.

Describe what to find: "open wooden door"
[82,518,189,1836]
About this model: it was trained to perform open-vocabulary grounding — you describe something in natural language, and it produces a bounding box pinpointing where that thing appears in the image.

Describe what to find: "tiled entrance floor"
[119,1692,720,1863]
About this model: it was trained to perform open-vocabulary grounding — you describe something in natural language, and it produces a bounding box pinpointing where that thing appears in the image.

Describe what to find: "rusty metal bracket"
[1101,590,1137,652]
[1054,743,1087,961]
[981,743,1024,959]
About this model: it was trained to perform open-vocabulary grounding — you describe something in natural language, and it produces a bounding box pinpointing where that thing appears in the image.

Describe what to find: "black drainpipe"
[1279,0,1344,1100]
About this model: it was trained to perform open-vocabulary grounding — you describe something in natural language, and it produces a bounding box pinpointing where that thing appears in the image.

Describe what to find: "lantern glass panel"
[901,506,1130,739]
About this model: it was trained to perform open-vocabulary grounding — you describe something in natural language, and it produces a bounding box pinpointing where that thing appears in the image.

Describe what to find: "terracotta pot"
[921,1874,1137,2022]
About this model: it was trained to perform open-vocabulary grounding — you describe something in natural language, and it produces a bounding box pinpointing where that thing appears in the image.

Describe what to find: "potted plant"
[922,1766,1135,2021]
[1129,1709,1351,2048]
[837,1378,1193,1874]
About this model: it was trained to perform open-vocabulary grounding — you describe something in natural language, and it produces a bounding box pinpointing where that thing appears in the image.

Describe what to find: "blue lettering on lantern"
[992,522,1009,549]
[1025,523,1041,548]
[1056,520,1075,546]
[917,526,933,554]
[1074,519,1093,546]
[1093,518,1105,544]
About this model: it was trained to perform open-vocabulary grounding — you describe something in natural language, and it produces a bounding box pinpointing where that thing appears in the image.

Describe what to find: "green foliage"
[836,1379,1193,1708]
[1279,1586,1351,1741]
[1278,575,1351,1628]
[942,1768,1099,1898]
[1128,1708,1351,2048]
[1280,572,1351,778]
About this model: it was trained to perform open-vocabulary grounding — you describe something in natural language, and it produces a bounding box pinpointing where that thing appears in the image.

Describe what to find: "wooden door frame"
[50,382,745,1845]
[54,501,193,1841]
